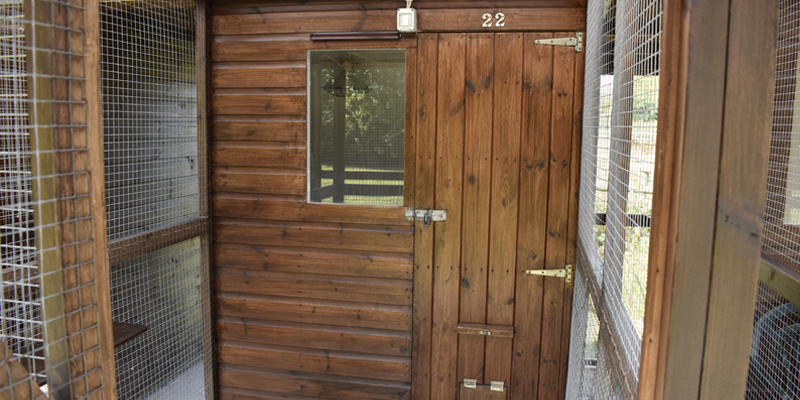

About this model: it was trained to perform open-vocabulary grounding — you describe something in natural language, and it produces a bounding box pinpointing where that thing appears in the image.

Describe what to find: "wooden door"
[412,32,583,400]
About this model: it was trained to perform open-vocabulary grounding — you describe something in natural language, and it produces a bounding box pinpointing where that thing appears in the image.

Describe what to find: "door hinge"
[490,381,505,392]
[524,264,573,283]
[534,32,583,52]
[463,378,478,390]
[405,208,447,226]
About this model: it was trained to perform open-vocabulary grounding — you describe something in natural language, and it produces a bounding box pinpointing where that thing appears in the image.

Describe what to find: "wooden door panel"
[458,32,495,385]
[509,32,555,400]
[431,32,468,400]
[414,31,579,400]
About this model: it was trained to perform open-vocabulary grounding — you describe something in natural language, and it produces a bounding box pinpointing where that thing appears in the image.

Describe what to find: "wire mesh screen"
[100,0,212,399]
[307,49,405,206]
[1,0,113,398]
[763,0,800,274]
[747,1,800,398]
[567,0,662,398]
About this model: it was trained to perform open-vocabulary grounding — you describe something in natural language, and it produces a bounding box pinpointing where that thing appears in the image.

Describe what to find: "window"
[307,49,406,206]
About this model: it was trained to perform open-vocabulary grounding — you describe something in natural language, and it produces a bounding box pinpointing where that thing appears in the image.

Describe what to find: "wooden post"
[637,0,779,399]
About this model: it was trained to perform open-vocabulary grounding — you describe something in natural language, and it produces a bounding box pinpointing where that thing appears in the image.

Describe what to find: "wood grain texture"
[430,32,466,400]
[212,115,306,142]
[212,34,416,62]
[214,243,412,280]
[212,62,305,88]
[411,33,438,400]
[218,341,410,382]
[213,88,305,115]
[216,293,411,331]
[537,39,574,400]
[510,32,553,400]
[212,142,305,169]
[211,168,305,195]
[213,1,587,15]
[217,318,410,356]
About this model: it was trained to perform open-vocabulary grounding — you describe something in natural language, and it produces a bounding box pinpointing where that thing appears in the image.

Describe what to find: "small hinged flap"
[534,32,583,52]
[490,381,505,392]
[463,378,478,389]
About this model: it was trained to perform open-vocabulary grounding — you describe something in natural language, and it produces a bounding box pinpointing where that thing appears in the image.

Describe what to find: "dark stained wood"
[212,194,408,225]
[216,269,412,306]
[510,32,553,400]
[457,323,514,338]
[214,243,412,280]
[112,322,148,347]
[216,294,412,331]
[458,32,494,385]
[212,142,305,169]
[212,34,416,62]
[213,219,413,253]
[212,88,305,115]
[217,318,410,356]
[218,341,410,382]
[212,8,584,35]
[411,33,438,400]
[212,115,305,142]
[212,62,305,88]
[211,168,305,195]
[537,38,574,400]
[218,366,410,400]
[430,32,466,400]
[107,218,209,264]
[213,1,587,15]
[485,32,523,386]
[458,384,509,400]
[404,48,418,208]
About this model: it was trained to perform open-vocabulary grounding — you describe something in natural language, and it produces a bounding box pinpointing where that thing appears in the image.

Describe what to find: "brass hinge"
[463,378,477,390]
[534,32,583,52]
[490,381,505,392]
[524,264,573,283]
[405,209,447,226]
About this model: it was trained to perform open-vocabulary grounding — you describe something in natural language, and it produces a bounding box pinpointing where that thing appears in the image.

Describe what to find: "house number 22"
[482,12,506,28]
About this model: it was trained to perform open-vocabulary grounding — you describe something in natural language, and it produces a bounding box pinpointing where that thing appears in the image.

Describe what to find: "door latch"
[405,209,447,226]
[524,264,573,283]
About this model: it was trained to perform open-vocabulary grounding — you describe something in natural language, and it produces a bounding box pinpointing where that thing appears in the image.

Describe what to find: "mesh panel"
[99,1,212,399]
[748,1,800,398]
[568,0,662,398]
[307,49,405,206]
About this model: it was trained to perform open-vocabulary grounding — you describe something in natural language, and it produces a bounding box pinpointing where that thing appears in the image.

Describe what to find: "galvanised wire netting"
[567,0,662,398]
[747,1,800,398]
[100,0,212,399]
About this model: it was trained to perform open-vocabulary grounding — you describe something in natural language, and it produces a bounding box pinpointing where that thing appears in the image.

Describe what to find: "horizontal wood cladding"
[216,318,411,356]
[216,293,412,331]
[212,6,585,34]
[213,34,416,62]
[213,194,408,225]
[218,340,410,381]
[214,243,412,280]
[213,88,305,115]
[212,62,306,88]
[211,167,305,195]
[212,142,305,169]
[218,366,411,400]
[216,269,412,305]
[212,115,305,142]
[213,1,586,15]
[214,219,413,253]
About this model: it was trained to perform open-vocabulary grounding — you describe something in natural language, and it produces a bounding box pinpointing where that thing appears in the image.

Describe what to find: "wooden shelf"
[113,322,148,347]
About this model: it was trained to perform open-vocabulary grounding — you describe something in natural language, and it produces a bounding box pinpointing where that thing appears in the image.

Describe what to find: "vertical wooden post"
[85,0,117,398]
[637,0,779,399]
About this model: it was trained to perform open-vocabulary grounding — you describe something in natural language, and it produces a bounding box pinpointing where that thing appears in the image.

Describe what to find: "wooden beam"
[108,219,210,264]
[759,256,800,309]
[85,0,118,398]
[637,0,778,399]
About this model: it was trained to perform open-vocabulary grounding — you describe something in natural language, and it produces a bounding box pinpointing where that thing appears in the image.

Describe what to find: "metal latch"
[405,209,447,226]
[534,32,583,52]
[479,330,491,336]
[524,264,573,283]
[490,381,505,392]
[463,378,477,389]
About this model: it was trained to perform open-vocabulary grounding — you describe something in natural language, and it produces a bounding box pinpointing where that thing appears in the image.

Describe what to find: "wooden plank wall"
[209,1,585,399]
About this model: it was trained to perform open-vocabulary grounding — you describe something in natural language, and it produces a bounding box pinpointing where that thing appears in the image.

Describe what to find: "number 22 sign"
[482,12,506,28]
